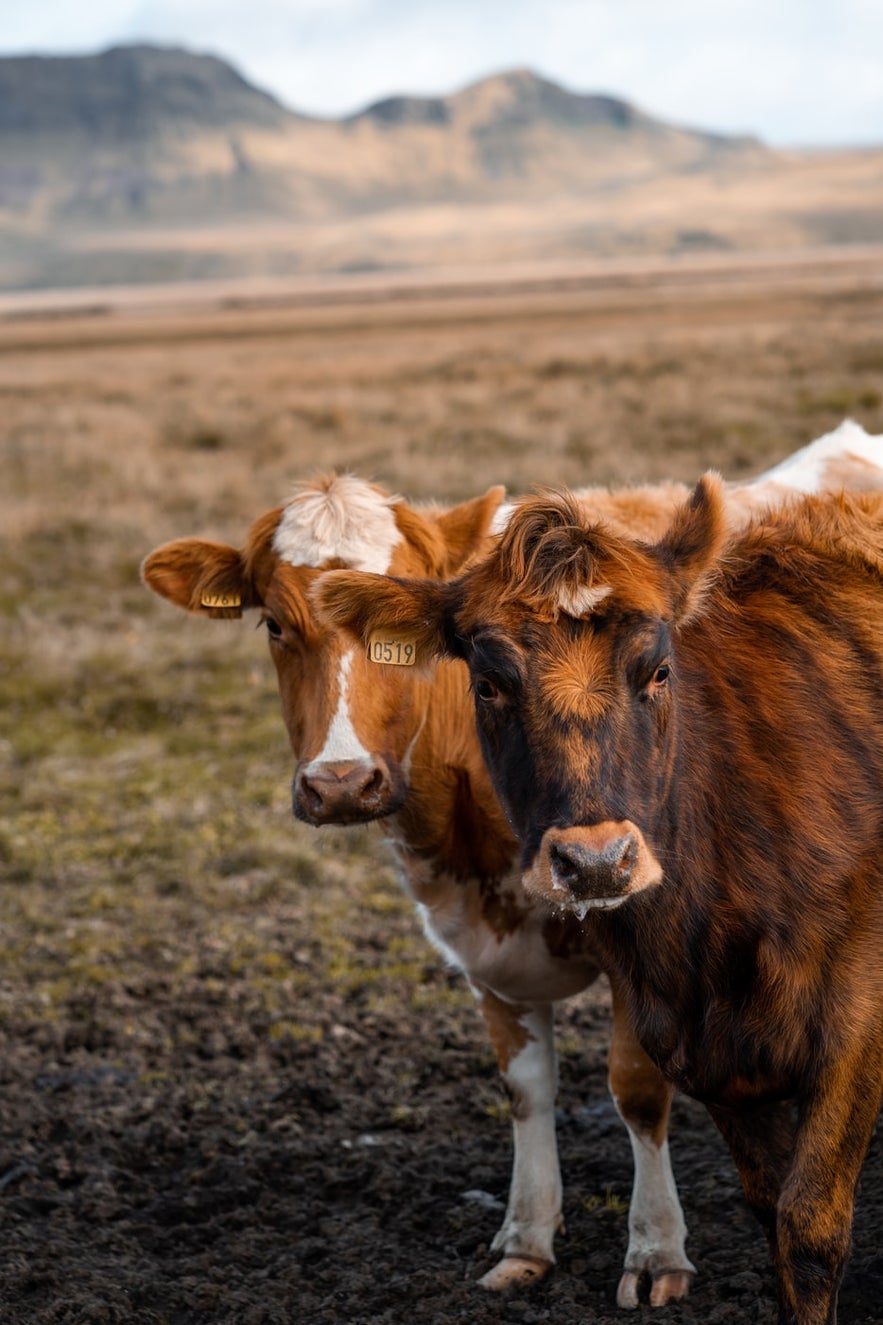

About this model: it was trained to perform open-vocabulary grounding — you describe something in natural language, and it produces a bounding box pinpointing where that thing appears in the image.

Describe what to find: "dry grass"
[1,258,883,1030]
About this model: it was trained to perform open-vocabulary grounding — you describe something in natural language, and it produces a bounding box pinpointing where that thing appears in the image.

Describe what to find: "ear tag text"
[367,632,417,667]
[201,591,242,617]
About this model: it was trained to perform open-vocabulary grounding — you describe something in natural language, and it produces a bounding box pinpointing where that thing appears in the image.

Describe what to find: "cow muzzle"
[293,757,405,825]
[524,822,663,914]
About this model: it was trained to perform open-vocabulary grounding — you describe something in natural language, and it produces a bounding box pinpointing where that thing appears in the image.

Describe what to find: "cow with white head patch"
[143,472,697,1304]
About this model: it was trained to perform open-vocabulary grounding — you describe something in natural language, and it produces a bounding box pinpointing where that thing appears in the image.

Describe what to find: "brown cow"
[143,474,697,1304]
[315,480,883,1324]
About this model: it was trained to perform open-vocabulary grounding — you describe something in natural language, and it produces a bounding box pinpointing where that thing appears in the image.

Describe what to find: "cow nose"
[293,758,398,825]
[549,830,637,901]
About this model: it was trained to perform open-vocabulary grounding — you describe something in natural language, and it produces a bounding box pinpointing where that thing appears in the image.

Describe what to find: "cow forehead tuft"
[273,475,403,573]
[485,488,667,621]
[538,635,615,724]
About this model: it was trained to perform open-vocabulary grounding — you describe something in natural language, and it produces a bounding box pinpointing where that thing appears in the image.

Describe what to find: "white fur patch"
[617,1129,694,1279]
[751,419,882,495]
[490,1006,562,1265]
[273,475,403,572]
[304,651,372,771]
[490,501,516,536]
[401,709,428,782]
[557,583,612,618]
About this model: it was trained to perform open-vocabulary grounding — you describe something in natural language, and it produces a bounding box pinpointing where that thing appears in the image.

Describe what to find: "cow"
[142,475,696,1304]
[142,420,882,1308]
[314,475,883,1325]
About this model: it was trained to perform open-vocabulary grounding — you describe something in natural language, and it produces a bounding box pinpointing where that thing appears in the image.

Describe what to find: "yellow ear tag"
[366,631,417,667]
[201,591,242,618]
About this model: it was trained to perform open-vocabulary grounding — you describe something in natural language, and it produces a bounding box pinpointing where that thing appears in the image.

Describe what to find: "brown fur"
[478,988,533,1075]
[494,484,670,620]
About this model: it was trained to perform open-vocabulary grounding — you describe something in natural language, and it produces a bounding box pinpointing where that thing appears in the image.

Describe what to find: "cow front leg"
[770,1053,882,1325]
[609,979,695,1309]
[474,989,562,1290]
[705,1097,796,1263]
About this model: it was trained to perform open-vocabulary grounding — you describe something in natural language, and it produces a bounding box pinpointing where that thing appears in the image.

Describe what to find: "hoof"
[650,1270,693,1307]
[617,1268,693,1309]
[479,1255,553,1292]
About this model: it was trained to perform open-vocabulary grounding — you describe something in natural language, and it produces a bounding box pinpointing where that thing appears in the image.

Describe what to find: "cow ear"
[312,570,456,666]
[141,539,249,619]
[434,485,506,573]
[653,474,727,622]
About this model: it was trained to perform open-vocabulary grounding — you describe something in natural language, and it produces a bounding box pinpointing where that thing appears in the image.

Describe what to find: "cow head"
[142,476,505,826]
[314,476,726,903]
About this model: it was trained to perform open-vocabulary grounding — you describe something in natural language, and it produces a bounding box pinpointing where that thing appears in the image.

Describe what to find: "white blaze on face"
[303,649,372,773]
[273,477,404,774]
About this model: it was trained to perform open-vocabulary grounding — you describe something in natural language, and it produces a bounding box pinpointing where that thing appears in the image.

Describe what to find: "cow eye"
[652,662,670,685]
[265,617,284,641]
[474,677,500,704]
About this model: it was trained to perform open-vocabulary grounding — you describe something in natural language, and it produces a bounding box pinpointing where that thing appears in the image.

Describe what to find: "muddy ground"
[1,930,881,1325]
[1,259,882,1323]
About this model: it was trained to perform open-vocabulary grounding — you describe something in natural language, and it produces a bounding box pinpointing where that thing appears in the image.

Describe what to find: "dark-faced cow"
[316,477,883,1325]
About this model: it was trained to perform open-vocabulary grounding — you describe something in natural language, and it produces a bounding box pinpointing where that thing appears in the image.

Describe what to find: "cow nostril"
[361,767,385,800]
[617,836,637,876]
[299,776,325,816]
[549,842,584,889]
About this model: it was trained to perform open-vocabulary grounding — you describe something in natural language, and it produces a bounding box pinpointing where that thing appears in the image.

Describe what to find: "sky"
[3,0,883,148]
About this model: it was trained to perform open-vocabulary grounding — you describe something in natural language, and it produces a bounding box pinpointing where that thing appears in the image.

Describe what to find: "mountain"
[0,44,295,138]
[0,47,761,223]
[356,66,744,141]
[347,66,762,195]
[1,46,881,291]
[356,69,676,134]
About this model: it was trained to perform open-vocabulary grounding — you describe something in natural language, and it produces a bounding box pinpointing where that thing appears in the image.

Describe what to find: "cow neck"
[591,599,872,1103]
[593,705,764,1099]
[385,658,518,887]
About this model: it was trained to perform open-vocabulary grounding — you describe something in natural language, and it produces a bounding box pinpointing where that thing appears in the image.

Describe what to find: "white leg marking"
[615,1120,695,1307]
[623,1131,692,1274]
[481,1003,562,1288]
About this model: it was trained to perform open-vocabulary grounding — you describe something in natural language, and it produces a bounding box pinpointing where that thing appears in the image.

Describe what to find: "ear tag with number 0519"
[367,632,417,667]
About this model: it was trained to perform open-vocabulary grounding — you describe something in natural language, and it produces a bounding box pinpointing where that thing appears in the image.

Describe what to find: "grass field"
[1,257,882,1323]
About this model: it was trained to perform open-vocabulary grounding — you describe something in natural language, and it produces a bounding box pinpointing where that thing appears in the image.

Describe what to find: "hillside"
[1,45,881,290]
[0,44,295,137]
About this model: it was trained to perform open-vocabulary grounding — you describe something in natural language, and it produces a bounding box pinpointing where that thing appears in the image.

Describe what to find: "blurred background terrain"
[1,44,882,291]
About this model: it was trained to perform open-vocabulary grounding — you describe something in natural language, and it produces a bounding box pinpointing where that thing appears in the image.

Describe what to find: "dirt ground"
[1,257,882,1323]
